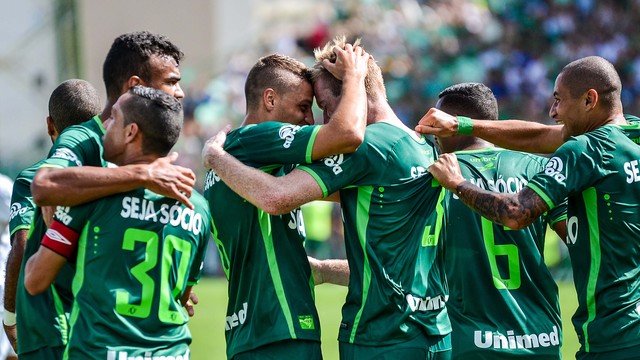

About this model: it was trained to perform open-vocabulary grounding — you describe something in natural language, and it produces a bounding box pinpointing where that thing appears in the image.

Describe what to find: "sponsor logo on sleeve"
[9,203,28,221]
[279,125,301,149]
[54,206,73,225]
[322,154,344,175]
[51,148,82,166]
[544,157,566,183]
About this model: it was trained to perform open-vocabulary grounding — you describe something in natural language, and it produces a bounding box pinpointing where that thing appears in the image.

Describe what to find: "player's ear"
[585,89,598,110]
[124,76,142,93]
[46,116,57,139]
[124,122,139,144]
[263,88,276,111]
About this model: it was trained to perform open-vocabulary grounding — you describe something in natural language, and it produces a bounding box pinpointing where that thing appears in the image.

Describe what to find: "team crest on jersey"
[51,148,82,166]
[544,157,566,183]
[279,125,301,148]
[9,203,28,221]
[322,154,344,175]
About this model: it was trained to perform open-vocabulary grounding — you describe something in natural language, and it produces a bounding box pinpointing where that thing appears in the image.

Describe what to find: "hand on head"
[415,108,459,137]
[322,43,371,81]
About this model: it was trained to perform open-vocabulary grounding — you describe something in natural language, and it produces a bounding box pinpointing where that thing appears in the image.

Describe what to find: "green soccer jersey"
[527,123,640,353]
[8,160,42,237]
[445,148,566,359]
[298,121,451,346]
[53,189,210,359]
[15,116,106,355]
[203,122,322,359]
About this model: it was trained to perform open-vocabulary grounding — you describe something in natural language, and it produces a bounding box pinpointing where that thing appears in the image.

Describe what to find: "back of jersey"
[445,148,563,359]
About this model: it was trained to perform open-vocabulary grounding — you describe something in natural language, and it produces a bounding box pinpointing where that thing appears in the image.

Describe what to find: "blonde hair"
[310,35,385,99]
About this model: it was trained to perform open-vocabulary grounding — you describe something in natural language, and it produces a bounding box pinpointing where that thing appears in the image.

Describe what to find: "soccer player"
[203,36,451,359]
[204,44,369,359]
[24,86,210,359]
[426,57,640,358]
[7,32,194,360]
[434,82,567,359]
[3,79,101,357]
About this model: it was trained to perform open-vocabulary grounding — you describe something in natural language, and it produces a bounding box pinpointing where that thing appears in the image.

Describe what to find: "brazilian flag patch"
[298,315,315,330]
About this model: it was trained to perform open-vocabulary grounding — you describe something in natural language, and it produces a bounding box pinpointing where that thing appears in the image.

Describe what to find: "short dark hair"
[103,31,183,103]
[48,79,102,132]
[437,82,498,120]
[122,86,183,156]
[559,56,621,110]
[244,54,311,111]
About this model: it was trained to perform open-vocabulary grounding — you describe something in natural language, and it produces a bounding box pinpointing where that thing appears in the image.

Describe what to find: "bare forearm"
[313,74,367,159]
[472,120,563,154]
[32,165,148,206]
[207,152,297,214]
[4,232,27,312]
[455,182,548,230]
[309,257,349,286]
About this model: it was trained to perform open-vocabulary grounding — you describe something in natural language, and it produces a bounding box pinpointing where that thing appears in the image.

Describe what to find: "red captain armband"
[41,220,80,259]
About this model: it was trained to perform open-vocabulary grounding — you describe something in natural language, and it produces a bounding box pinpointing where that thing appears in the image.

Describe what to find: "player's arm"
[204,131,323,214]
[429,153,550,230]
[552,220,567,243]
[23,220,79,295]
[416,108,564,154]
[2,229,27,351]
[308,257,349,286]
[32,152,195,209]
[311,44,369,159]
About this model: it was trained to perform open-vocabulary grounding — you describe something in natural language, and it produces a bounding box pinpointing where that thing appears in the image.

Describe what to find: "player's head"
[435,82,498,153]
[310,35,384,124]
[103,86,183,165]
[47,79,102,143]
[244,54,314,126]
[103,31,184,104]
[551,56,623,140]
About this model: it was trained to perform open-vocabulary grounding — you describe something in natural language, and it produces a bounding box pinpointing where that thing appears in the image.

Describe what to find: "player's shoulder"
[56,116,104,142]
[189,190,211,216]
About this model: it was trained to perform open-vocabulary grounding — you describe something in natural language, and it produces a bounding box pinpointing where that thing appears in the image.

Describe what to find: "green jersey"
[51,189,210,359]
[9,161,42,237]
[15,116,106,355]
[298,122,451,346]
[446,148,566,359]
[203,122,322,358]
[527,124,640,353]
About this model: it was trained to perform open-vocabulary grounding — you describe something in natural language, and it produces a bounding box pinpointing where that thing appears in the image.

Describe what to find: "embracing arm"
[455,183,550,230]
[3,230,28,350]
[428,153,550,230]
[308,257,349,286]
[32,152,195,208]
[311,45,369,159]
[416,108,564,154]
[24,247,67,296]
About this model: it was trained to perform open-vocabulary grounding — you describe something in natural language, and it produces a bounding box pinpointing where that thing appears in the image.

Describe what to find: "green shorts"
[576,343,640,360]
[232,339,322,360]
[339,334,451,360]
[19,345,65,360]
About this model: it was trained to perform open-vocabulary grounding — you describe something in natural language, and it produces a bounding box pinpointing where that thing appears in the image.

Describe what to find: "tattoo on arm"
[456,182,550,229]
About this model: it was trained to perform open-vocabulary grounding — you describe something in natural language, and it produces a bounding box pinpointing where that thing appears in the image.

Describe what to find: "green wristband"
[456,116,473,135]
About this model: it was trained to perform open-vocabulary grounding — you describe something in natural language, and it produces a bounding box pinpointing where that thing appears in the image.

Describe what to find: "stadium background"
[3,0,634,357]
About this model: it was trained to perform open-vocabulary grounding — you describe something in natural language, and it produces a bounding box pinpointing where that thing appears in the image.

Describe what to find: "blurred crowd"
[183,0,638,269]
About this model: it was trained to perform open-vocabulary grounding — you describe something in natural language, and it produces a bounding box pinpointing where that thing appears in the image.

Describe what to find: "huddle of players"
[3,29,639,360]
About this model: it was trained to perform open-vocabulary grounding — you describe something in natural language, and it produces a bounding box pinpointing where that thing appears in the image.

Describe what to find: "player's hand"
[202,126,231,170]
[323,43,371,81]
[41,206,55,227]
[427,153,466,191]
[415,108,459,137]
[307,256,324,285]
[146,152,195,209]
[3,323,17,352]
[184,292,198,317]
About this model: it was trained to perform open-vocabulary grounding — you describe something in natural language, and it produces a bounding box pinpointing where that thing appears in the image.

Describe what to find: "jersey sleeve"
[527,137,598,208]
[225,122,321,166]
[187,204,212,285]
[8,176,35,235]
[297,145,373,197]
[41,118,104,169]
[52,203,93,233]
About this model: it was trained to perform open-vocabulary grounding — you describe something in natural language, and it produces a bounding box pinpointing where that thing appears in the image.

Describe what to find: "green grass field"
[188,277,580,359]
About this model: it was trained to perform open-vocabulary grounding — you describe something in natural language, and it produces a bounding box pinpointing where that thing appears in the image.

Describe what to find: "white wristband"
[3,310,16,326]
